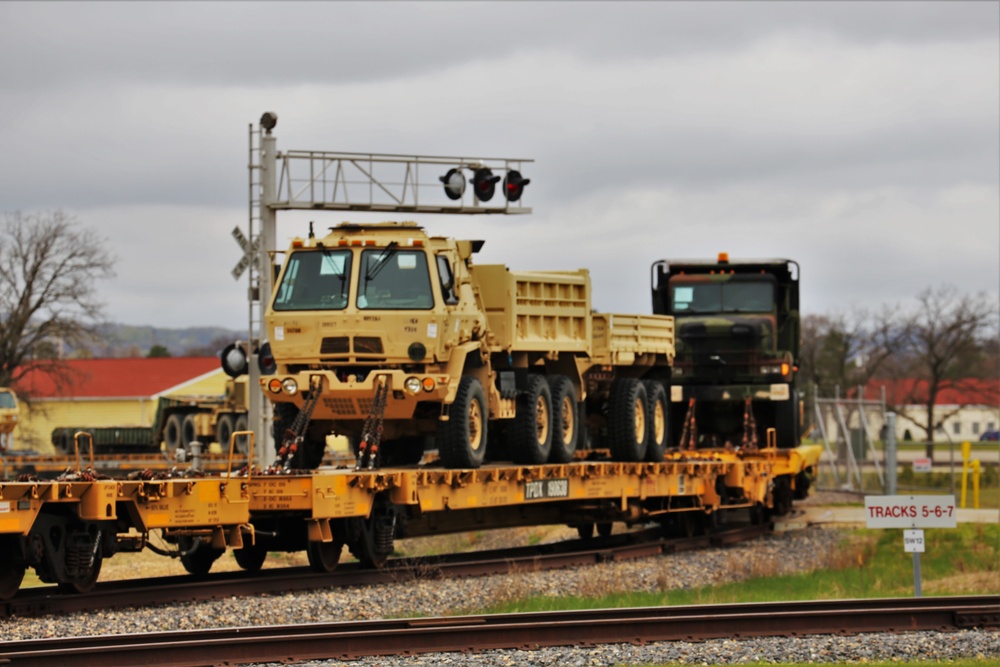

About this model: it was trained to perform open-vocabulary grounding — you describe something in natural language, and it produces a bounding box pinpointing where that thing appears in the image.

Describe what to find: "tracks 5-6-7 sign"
[864,495,957,529]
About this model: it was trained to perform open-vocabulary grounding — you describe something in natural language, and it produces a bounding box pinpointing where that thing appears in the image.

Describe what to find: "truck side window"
[437,255,459,305]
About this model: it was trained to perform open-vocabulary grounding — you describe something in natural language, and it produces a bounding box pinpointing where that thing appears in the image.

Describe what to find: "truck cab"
[264,222,490,467]
[651,254,800,448]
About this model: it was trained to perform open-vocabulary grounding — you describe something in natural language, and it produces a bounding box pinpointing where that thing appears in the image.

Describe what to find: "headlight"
[281,378,299,395]
[760,365,781,375]
[672,367,685,377]
[404,377,422,395]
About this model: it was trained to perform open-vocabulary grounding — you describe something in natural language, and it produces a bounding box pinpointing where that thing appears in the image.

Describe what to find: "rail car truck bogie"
[259,222,675,470]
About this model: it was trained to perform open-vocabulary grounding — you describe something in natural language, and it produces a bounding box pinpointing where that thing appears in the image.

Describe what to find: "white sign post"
[865,495,956,597]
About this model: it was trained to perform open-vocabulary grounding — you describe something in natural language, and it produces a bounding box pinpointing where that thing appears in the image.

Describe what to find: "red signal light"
[471,168,501,202]
[503,170,530,202]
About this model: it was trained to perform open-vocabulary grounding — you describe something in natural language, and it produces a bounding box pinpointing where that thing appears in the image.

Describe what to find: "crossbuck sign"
[231,226,261,280]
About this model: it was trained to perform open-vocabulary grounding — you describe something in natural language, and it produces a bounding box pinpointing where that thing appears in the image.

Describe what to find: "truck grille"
[320,337,349,354]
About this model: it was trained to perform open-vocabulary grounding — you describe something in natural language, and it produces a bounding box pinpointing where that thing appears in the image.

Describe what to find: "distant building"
[871,378,1000,443]
[11,357,226,452]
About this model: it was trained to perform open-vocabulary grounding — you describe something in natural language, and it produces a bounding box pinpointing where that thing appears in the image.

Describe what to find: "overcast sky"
[2,1,997,332]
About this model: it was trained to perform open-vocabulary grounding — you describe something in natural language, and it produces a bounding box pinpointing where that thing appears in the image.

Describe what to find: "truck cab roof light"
[718,252,729,263]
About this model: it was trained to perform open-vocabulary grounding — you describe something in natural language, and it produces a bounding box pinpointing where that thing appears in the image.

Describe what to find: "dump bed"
[472,265,592,354]
[591,313,675,366]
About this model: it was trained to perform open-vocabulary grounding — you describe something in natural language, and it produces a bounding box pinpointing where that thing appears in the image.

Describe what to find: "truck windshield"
[358,249,434,310]
[671,280,774,314]
[0,391,15,409]
[273,250,352,311]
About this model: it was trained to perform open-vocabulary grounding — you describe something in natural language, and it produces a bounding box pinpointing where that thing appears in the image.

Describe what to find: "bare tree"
[894,285,1000,455]
[0,210,116,390]
[800,307,909,398]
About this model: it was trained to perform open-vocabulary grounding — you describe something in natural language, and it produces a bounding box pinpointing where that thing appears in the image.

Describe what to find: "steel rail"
[0,596,995,667]
[3,523,769,619]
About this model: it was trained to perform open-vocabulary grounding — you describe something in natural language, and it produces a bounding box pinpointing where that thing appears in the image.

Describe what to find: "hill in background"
[81,324,246,358]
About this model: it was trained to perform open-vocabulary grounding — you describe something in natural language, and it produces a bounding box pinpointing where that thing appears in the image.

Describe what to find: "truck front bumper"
[670,383,790,403]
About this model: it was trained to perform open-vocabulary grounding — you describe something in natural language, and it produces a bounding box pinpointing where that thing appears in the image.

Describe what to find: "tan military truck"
[261,222,674,469]
[0,387,19,451]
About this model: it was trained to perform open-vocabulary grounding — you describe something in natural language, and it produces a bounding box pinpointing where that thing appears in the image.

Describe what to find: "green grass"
[477,523,999,615]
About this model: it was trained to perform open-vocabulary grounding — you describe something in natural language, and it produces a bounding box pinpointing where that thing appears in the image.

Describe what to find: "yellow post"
[960,441,971,509]
[971,459,981,510]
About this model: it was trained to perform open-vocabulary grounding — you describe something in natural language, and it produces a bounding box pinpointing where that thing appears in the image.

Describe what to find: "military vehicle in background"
[249,221,675,470]
[0,388,19,451]
[651,253,801,449]
[50,376,250,457]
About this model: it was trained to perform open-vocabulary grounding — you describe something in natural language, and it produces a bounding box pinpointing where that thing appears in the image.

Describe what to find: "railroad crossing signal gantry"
[241,111,534,468]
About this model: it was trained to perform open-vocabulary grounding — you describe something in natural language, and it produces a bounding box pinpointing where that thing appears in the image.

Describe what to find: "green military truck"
[256,221,675,470]
[651,253,801,449]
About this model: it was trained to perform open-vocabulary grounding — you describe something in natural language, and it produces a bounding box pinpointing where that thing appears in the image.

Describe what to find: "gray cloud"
[0,1,996,328]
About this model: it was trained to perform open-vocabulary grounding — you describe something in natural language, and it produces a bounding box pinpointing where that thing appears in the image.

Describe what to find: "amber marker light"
[422,377,436,392]
[781,363,791,376]
[267,378,283,393]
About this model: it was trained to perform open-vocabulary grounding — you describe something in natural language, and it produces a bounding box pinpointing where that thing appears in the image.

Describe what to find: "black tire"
[775,389,800,448]
[233,543,267,572]
[512,374,552,465]
[215,414,235,451]
[182,413,198,451]
[307,540,343,573]
[180,540,223,577]
[233,414,250,456]
[608,378,648,462]
[57,546,103,594]
[437,376,488,469]
[164,413,184,453]
[644,380,668,462]
[547,375,578,464]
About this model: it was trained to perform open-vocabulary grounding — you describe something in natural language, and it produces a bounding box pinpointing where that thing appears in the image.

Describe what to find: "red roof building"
[13,357,222,400]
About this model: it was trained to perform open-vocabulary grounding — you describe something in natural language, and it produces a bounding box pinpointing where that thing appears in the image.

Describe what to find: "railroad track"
[1,596,995,667]
[2,523,768,619]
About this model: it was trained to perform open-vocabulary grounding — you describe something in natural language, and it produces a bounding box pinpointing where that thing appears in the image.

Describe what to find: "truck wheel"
[512,375,553,465]
[181,414,198,452]
[234,543,267,572]
[216,414,235,451]
[774,389,799,448]
[233,414,250,455]
[547,375,578,463]
[437,376,488,469]
[608,378,648,462]
[164,413,184,453]
[644,380,668,462]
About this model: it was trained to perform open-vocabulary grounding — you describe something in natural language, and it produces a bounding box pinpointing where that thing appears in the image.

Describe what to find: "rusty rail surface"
[0,596,996,667]
[2,523,769,619]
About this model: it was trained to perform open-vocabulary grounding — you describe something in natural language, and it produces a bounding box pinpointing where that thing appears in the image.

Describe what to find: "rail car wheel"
[0,537,25,600]
[180,539,223,576]
[57,546,103,594]
[547,375,578,464]
[771,476,793,517]
[596,522,614,538]
[216,414,235,451]
[576,524,595,540]
[643,381,668,462]
[234,543,268,572]
[348,500,397,569]
[608,378,648,462]
[164,413,184,453]
[512,374,553,465]
[437,376,487,469]
[307,540,344,573]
